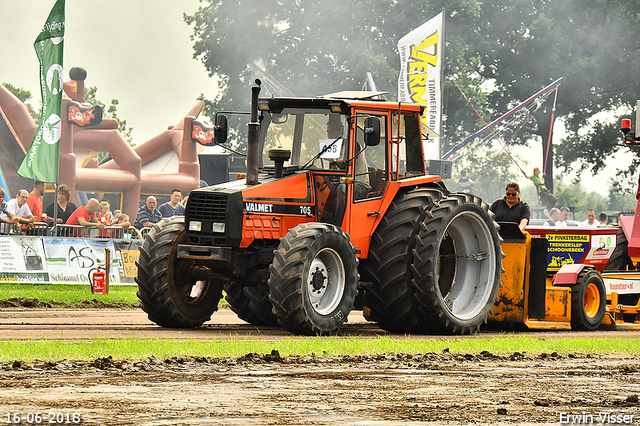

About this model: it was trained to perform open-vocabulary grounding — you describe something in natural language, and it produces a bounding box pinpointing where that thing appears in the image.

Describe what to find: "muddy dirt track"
[0,308,639,425]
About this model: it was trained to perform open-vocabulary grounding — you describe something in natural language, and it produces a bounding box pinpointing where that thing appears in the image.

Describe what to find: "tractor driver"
[490,181,531,232]
[325,114,371,199]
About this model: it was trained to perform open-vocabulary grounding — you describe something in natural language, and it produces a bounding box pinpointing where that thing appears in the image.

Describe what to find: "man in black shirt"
[490,181,530,232]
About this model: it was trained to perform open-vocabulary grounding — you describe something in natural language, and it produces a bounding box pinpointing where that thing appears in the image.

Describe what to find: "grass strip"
[1,334,639,362]
[0,284,139,305]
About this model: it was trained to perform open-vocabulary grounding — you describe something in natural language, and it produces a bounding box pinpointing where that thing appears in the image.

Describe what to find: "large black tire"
[224,282,278,326]
[135,217,223,328]
[412,193,503,334]
[604,227,633,272]
[570,268,606,331]
[359,188,443,333]
[268,223,358,335]
[603,227,638,306]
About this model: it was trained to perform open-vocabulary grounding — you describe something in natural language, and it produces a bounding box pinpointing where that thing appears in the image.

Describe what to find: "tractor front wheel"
[135,217,223,328]
[268,223,358,335]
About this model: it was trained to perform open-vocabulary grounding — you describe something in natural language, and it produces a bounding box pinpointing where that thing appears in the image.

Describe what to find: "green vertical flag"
[18,0,66,183]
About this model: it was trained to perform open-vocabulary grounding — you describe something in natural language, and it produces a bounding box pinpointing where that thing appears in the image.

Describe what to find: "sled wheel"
[571,268,606,331]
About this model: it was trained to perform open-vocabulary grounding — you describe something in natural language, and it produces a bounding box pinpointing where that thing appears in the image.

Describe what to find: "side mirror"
[364,117,380,146]
[214,114,228,144]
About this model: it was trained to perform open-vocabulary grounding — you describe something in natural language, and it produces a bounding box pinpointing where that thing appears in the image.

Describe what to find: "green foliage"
[185,0,640,199]
[2,82,39,121]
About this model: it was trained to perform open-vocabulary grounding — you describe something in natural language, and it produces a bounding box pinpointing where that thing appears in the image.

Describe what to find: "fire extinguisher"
[88,248,111,295]
[89,267,107,294]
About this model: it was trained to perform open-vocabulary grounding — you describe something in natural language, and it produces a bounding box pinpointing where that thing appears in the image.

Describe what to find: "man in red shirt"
[65,198,105,236]
[26,181,45,222]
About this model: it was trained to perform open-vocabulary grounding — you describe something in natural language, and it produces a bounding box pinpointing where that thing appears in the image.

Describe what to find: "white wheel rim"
[437,210,497,320]
[306,247,345,315]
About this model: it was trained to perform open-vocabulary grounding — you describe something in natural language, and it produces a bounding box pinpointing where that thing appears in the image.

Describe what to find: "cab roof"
[258,94,425,115]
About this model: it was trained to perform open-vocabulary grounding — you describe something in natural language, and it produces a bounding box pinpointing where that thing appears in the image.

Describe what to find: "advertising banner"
[398,11,443,159]
[0,236,49,283]
[43,238,121,285]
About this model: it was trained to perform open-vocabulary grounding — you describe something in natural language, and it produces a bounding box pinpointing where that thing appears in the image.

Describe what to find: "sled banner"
[397,11,443,160]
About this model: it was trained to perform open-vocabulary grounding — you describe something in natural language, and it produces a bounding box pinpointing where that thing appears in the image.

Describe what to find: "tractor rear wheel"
[570,268,606,331]
[412,193,503,334]
[224,282,278,326]
[605,227,633,272]
[268,223,358,335]
[360,188,443,333]
[136,217,223,328]
[603,228,638,306]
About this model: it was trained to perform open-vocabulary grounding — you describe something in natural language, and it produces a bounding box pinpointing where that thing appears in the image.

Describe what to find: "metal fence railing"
[0,222,49,236]
[54,225,143,239]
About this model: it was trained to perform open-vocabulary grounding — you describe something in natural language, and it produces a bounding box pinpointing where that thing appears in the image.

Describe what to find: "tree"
[185,0,640,195]
[2,83,39,121]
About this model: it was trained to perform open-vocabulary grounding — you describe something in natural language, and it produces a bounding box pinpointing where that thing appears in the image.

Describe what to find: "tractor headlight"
[211,222,226,233]
[188,221,202,232]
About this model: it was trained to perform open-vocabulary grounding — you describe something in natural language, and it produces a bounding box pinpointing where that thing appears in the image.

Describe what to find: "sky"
[0,0,215,144]
[0,0,628,199]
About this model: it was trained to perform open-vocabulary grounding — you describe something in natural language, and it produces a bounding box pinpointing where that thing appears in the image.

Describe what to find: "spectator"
[44,184,78,225]
[543,208,561,226]
[556,206,570,227]
[113,209,121,218]
[0,188,19,232]
[1,189,37,230]
[452,169,477,194]
[580,209,598,228]
[98,201,115,225]
[65,198,105,232]
[26,181,45,222]
[527,167,557,214]
[113,213,142,239]
[598,212,608,226]
[134,196,162,229]
[490,181,530,232]
[158,189,185,218]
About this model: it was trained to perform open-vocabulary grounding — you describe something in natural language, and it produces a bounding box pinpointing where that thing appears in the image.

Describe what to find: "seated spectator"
[580,209,598,228]
[158,189,186,218]
[490,181,530,232]
[44,184,78,226]
[134,196,162,229]
[98,201,115,225]
[65,198,105,235]
[1,189,37,231]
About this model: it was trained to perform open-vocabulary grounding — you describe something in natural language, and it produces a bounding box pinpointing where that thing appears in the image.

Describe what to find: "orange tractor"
[135,80,504,335]
[135,81,640,335]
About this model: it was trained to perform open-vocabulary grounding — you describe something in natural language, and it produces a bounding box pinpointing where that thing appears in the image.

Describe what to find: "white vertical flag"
[398,11,443,159]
